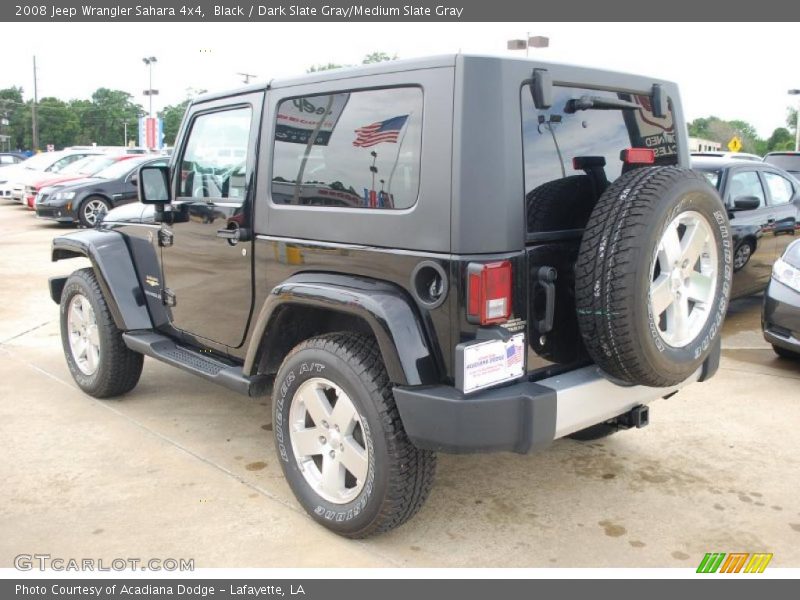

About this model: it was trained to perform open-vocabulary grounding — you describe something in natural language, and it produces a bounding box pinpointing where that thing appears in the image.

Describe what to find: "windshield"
[695,168,721,189]
[764,154,800,172]
[61,155,118,175]
[22,153,62,170]
[94,158,148,179]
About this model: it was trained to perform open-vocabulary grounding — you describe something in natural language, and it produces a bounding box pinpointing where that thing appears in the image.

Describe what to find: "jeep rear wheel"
[60,268,143,398]
[575,167,732,387]
[272,333,436,538]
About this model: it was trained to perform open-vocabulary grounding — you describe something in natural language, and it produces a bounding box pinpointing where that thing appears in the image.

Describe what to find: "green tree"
[786,107,797,137]
[307,51,398,73]
[362,51,397,64]
[35,97,80,149]
[687,116,761,154]
[307,62,344,73]
[0,87,29,150]
[78,88,144,146]
[159,99,191,146]
[766,127,794,152]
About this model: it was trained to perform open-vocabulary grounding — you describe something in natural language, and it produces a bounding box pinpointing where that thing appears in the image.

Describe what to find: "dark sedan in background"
[35,156,167,227]
[763,239,800,358]
[763,151,800,178]
[692,157,800,299]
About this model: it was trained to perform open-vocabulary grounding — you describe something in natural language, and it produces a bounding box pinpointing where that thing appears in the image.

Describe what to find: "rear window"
[522,85,678,233]
[764,154,800,173]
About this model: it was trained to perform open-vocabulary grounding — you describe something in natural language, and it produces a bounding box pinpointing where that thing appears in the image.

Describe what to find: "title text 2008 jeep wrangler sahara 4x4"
[49,55,732,538]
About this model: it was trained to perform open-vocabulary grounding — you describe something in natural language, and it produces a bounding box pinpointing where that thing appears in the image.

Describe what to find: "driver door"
[160,92,263,348]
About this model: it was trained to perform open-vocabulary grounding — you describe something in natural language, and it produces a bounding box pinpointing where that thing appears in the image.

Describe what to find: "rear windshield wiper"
[564,95,639,113]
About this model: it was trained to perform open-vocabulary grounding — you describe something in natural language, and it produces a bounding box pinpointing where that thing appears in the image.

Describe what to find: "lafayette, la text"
[227,5,465,17]
[17,584,305,597]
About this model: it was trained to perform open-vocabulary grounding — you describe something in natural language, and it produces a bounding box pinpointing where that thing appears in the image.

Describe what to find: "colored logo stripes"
[697,552,773,573]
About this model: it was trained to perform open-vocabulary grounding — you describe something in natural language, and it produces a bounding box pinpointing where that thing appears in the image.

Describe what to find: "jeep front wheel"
[272,333,436,538]
[60,268,143,398]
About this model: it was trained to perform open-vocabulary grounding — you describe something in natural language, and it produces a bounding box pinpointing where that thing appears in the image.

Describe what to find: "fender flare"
[51,230,153,331]
[243,273,439,386]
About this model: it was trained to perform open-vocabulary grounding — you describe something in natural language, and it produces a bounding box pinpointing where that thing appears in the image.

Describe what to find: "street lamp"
[789,89,800,152]
[507,34,549,57]
[142,56,158,118]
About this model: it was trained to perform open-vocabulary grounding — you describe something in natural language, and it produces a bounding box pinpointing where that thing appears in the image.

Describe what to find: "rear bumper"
[393,343,718,454]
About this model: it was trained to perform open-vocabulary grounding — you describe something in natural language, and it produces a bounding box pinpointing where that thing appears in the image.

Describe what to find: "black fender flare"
[51,229,152,331]
[243,273,438,386]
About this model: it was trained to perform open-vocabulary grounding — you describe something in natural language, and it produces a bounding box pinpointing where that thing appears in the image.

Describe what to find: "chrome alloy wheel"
[649,210,719,348]
[288,377,369,504]
[83,199,107,225]
[67,294,101,375]
[734,242,752,271]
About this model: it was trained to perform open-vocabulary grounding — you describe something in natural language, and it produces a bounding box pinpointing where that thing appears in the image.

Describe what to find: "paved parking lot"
[1,202,799,569]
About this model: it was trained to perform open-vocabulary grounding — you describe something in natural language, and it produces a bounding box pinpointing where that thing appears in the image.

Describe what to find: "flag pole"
[385,113,412,203]
[293,95,334,204]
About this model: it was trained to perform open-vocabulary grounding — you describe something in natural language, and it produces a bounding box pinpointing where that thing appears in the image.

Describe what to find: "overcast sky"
[1,22,794,138]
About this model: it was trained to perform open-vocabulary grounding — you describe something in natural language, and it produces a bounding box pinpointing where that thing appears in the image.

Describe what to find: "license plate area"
[456,333,526,394]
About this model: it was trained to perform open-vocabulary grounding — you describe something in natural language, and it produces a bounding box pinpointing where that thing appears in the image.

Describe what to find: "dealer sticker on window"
[461,333,526,394]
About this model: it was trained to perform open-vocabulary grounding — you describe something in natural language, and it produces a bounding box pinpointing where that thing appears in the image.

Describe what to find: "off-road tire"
[575,167,732,387]
[773,344,800,360]
[60,268,143,398]
[272,333,436,538]
[526,174,598,232]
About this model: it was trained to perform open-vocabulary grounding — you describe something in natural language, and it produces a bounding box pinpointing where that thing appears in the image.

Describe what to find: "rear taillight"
[466,261,512,325]
[620,148,655,164]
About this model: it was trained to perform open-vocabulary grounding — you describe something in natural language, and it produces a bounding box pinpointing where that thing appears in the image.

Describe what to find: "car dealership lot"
[1,203,799,569]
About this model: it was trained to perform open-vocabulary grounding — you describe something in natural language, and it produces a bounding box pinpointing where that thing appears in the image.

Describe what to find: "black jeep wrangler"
[49,55,732,538]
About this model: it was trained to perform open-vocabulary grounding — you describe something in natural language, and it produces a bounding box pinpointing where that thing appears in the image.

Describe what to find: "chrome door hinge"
[158,229,174,247]
[162,288,177,307]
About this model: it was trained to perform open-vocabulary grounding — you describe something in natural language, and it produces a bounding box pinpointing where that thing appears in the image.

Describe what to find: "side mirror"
[129,176,138,186]
[138,165,171,204]
[732,195,761,211]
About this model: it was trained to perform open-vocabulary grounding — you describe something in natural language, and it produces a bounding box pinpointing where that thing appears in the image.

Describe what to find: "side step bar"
[122,332,269,397]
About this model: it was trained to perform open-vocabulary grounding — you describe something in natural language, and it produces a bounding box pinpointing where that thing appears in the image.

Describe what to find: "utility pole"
[31,56,39,151]
[237,72,257,84]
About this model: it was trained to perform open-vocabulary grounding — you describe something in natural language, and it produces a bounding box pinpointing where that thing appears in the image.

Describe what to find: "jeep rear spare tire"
[575,167,732,387]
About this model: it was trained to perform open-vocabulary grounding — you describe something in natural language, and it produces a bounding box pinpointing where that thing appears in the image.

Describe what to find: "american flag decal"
[353,114,409,147]
[506,343,523,367]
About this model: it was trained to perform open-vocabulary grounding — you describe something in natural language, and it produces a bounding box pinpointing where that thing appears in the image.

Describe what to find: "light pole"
[142,56,158,117]
[507,34,549,56]
[789,89,800,152]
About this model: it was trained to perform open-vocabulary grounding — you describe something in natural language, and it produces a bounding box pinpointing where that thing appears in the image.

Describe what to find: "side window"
[271,87,423,209]
[1,156,15,165]
[727,171,765,208]
[522,85,678,233]
[178,107,252,203]
[763,171,794,206]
